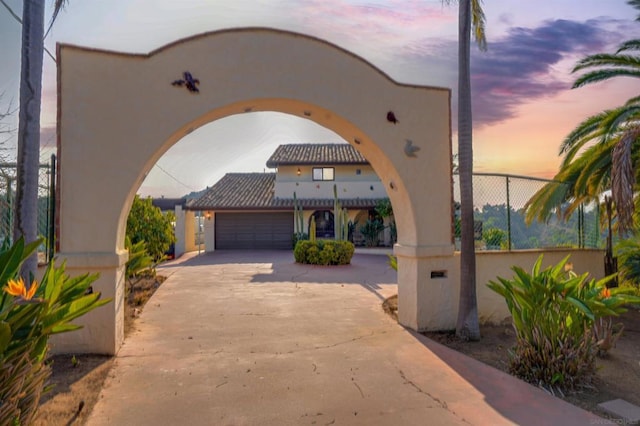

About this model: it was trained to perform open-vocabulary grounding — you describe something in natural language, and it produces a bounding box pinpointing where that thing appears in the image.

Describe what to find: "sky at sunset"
[2,0,640,197]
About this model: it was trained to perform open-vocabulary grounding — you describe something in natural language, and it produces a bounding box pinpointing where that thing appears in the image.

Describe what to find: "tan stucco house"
[188,143,392,250]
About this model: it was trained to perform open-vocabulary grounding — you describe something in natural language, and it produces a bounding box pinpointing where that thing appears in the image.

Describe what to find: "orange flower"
[600,287,611,299]
[3,277,38,300]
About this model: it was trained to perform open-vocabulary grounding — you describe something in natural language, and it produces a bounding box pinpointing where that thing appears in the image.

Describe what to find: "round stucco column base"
[394,244,459,332]
[48,251,128,355]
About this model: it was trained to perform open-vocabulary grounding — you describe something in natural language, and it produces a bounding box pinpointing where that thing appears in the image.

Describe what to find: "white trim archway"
[56,28,455,354]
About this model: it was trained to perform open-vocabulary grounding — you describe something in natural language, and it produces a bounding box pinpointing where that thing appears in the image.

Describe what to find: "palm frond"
[45,0,69,39]
[50,0,69,24]
[573,53,640,70]
[524,181,572,224]
[600,103,640,139]
[617,39,640,53]
[559,110,613,157]
[585,165,611,197]
[470,0,487,51]
[574,143,613,193]
[560,103,640,165]
[572,140,615,197]
[560,129,609,167]
[629,0,640,20]
[573,69,640,88]
[572,53,640,88]
[612,129,640,234]
[526,141,614,225]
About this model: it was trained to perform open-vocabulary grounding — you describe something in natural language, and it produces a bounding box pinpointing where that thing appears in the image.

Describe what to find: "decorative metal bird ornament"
[404,139,420,157]
[172,71,200,93]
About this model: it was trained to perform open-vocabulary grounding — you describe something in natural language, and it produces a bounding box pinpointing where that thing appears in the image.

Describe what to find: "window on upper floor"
[312,167,334,181]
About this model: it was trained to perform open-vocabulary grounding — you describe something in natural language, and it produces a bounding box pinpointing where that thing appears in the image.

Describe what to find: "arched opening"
[310,210,334,239]
[56,28,454,354]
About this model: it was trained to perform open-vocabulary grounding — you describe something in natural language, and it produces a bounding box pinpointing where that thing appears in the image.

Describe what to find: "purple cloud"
[291,5,634,128]
[470,19,614,125]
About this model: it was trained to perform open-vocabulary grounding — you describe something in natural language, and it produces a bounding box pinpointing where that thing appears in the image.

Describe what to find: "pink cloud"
[291,0,455,53]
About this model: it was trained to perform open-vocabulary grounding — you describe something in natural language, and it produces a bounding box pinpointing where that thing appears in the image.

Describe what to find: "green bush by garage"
[294,240,355,265]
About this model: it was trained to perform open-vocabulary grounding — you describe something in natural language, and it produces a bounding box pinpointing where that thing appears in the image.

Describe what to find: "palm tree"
[446,0,487,341]
[525,0,640,236]
[12,0,68,278]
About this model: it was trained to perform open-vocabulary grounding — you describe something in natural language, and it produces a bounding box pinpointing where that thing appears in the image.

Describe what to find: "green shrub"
[360,219,384,247]
[616,235,640,291]
[487,255,640,391]
[483,227,506,249]
[292,232,308,247]
[388,255,397,271]
[125,236,155,304]
[294,240,354,265]
[0,238,110,424]
[126,195,175,261]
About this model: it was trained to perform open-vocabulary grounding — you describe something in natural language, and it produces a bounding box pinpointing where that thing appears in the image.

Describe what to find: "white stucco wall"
[58,28,453,354]
[204,212,215,252]
[185,212,199,252]
[174,205,186,257]
[275,164,387,199]
[395,248,606,331]
[474,249,606,325]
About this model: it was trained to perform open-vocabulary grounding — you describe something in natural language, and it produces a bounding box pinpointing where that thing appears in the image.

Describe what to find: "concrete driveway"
[87,251,600,425]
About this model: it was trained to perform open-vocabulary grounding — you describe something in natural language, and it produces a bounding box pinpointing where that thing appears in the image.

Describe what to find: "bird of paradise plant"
[0,237,110,424]
[488,255,640,392]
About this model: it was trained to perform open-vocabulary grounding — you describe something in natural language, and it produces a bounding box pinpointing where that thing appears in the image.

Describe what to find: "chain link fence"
[0,165,603,257]
[453,173,601,251]
[0,155,56,262]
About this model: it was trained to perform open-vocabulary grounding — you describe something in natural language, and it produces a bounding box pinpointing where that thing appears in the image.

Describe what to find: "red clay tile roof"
[188,173,383,210]
[265,143,368,167]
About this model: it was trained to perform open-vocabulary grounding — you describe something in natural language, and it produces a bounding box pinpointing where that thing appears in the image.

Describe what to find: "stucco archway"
[56,28,456,354]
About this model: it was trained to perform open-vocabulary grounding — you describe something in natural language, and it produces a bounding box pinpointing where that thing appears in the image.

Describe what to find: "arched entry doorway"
[55,28,456,354]
[310,210,334,239]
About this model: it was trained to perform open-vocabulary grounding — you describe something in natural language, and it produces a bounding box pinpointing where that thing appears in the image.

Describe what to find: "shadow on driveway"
[161,250,396,302]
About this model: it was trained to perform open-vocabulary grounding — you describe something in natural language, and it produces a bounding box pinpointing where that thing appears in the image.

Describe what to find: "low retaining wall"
[471,249,606,325]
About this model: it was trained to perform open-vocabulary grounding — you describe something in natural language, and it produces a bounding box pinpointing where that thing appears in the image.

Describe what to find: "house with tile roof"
[188,143,391,250]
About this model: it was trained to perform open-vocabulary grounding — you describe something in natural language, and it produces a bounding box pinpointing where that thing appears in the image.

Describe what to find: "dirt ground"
[33,275,165,426]
[384,294,640,421]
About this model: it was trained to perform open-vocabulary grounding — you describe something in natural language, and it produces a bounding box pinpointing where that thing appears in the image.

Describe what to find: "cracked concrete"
[87,250,601,426]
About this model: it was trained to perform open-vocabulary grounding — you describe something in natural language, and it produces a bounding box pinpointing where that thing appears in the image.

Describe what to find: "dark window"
[310,210,334,239]
[312,167,334,181]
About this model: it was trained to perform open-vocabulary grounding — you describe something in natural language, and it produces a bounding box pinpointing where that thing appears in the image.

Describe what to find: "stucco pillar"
[204,212,215,252]
[174,205,186,257]
[48,251,128,355]
[185,211,199,252]
[395,244,459,331]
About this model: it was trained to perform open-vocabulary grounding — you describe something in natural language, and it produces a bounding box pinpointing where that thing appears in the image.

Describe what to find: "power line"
[153,163,195,191]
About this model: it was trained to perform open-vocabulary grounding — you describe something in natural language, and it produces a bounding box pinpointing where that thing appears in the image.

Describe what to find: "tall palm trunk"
[456,0,480,340]
[14,0,45,278]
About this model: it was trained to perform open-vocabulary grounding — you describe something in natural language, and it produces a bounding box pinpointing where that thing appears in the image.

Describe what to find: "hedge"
[294,240,355,265]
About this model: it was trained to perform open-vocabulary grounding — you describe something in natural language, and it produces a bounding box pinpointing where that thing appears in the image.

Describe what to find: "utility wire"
[0,0,57,63]
[153,163,195,191]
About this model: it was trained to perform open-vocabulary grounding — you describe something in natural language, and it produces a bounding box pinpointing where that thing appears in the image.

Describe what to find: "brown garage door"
[215,212,293,249]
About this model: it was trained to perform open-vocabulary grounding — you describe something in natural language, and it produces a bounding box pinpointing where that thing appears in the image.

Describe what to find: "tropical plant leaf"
[0,321,11,353]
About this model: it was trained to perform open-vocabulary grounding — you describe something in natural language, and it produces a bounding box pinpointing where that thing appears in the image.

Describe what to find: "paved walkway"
[87,251,602,425]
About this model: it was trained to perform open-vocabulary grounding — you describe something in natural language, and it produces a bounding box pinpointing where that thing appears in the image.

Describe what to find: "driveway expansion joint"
[397,368,471,425]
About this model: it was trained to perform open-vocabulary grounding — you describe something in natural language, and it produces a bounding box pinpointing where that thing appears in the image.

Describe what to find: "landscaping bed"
[33,275,165,425]
[383,294,640,421]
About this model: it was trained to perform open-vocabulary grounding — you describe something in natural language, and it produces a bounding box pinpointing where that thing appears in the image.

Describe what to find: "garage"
[215,212,294,249]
